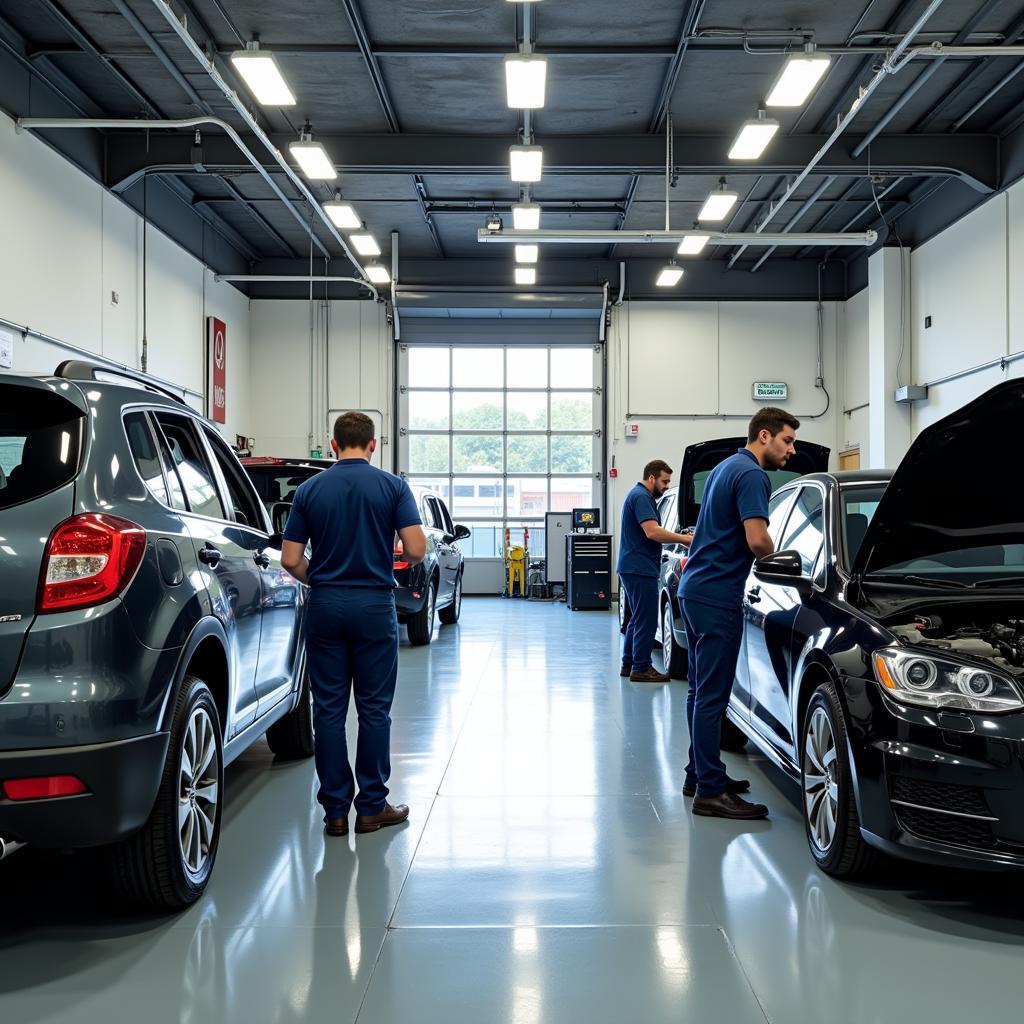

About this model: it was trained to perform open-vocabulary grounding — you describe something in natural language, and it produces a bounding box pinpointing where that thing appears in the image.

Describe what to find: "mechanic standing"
[679,408,799,819]
[281,412,426,838]
[617,459,693,683]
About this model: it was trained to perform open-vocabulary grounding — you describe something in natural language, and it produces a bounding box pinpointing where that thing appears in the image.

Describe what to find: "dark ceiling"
[1,0,1023,300]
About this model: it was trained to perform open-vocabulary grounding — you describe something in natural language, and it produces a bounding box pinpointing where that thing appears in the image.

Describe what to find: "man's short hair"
[748,408,800,443]
[643,459,673,481]
[333,411,375,450]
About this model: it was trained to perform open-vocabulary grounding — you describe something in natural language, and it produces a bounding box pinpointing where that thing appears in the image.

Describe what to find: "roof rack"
[54,360,189,406]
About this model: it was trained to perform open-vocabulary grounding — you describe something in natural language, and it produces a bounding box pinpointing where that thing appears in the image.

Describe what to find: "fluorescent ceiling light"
[288,140,336,180]
[515,267,537,285]
[766,53,832,107]
[364,265,391,284]
[656,264,684,287]
[697,190,738,221]
[510,145,544,183]
[677,233,710,255]
[505,54,547,109]
[323,201,361,229]
[515,244,539,264]
[351,233,381,256]
[512,202,541,230]
[728,117,780,160]
[230,49,296,105]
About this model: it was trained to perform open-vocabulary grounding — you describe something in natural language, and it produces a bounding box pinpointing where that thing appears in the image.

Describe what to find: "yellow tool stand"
[503,527,530,598]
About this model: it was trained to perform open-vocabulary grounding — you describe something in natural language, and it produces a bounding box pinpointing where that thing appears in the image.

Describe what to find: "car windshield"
[245,465,322,503]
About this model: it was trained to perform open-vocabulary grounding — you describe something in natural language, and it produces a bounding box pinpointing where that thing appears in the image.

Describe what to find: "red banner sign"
[207,317,226,424]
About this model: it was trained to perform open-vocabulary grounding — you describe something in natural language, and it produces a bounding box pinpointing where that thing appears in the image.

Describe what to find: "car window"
[246,466,321,503]
[124,412,169,505]
[427,496,449,533]
[203,426,265,530]
[767,489,798,545]
[436,496,455,535]
[841,486,885,567]
[419,493,440,529]
[779,487,825,576]
[152,412,225,520]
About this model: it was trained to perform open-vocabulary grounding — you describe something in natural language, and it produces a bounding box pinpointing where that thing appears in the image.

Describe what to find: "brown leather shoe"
[629,667,670,683]
[325,817,349,837]
[355,802,410,834]
[692,792,768,820]
[619,663,632,677]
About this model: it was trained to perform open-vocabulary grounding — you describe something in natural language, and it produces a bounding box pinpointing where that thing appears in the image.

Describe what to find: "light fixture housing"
[364,264,391,285]
[505,54,547,109]
[486,214,503,232]
[515,244,539,264]
[229,47,296,105]
[766,52,832,107]
[515,267,537,285]
[323,201,361,229]
[351,233,381,256]
[656,263,684,287]
[677,233,710,255]
[698,189,739,222]
[512,202,541,230]
[728,115,780,160]
[288,138,336,180]
[510,145,544,183]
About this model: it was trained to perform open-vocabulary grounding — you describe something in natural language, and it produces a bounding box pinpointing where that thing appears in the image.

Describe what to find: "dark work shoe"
[629,667,670,683]
[355,802,410,834]
[325,817,349,837]
[692,792,768,819]
[683,776,750,798]
[620,663,632,677]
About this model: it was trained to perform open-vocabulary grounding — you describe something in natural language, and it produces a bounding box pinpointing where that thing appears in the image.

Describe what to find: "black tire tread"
[266,660,315,758]
[662,600,688,679]
[437,573,462,625]
[406,580,436,645]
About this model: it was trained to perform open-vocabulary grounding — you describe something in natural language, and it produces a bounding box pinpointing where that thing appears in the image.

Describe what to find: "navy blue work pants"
[619,572,658,673]
[305,586,398,818]
[681,596,744,798]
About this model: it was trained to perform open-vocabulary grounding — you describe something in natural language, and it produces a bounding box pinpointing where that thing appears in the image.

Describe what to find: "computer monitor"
[572,507,600,530]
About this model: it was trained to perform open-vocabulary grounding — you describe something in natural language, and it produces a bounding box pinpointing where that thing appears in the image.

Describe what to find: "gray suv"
[0,362,311,910]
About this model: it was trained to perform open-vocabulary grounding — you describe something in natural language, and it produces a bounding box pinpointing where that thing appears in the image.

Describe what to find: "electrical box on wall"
[894,385,928,403]
[624,422,639,438]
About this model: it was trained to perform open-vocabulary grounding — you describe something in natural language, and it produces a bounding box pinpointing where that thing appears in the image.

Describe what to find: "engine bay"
[889,609,1024,677]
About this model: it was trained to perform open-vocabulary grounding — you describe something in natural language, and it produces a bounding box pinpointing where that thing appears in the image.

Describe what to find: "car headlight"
[872,647,1024,713]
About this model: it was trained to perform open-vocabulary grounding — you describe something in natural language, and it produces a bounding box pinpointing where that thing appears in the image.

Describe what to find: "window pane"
[409,435,450,473]
[551,393,592,430]
[507,392,547,429]
[507,522,543,554]
[550,434,592,474]
[551,348,592,388]
[779,488,825,576]
[550,476,593,513]
[453,392,503,431]
[460,523,503,557]
[409,346,449,388]
[506,347,548,388]
[409,391,449,430]
[508,478,548,517]
[153,413,225,520]
[453,435,503,473]
[124,412,168,505]
[450,475,504,518]
[507,435,547,474]
[204,427,264,529]
[453,348,503,388]
[407,475,450,502]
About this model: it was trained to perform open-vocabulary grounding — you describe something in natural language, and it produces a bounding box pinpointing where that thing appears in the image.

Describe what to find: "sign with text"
[752,381,788,402]
[207,317,227,424]
[0,329,13,369]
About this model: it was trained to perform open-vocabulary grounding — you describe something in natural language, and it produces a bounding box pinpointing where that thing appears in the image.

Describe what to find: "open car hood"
[852,378,1024,578]
[675,435,831,529]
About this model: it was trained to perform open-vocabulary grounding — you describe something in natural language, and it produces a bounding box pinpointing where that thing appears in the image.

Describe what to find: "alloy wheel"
[803,707,839,854]
[178,707,219,879]
[662,602,674,669]
[454,576,462,617]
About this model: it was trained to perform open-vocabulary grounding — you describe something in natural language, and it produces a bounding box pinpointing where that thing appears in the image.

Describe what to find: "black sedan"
[733,379,1024,876]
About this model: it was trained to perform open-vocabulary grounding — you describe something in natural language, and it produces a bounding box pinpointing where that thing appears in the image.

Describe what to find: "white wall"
[0,112,252,440]
[839,287,870,457]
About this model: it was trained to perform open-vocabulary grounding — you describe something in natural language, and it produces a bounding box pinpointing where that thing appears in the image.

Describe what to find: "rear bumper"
[0,732,168,849]
[395,585,429,618]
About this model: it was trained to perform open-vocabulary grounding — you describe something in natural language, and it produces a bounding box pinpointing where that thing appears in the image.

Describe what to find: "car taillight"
[2,775,89,800]
[38,513,147,613]
[394,539,409,571]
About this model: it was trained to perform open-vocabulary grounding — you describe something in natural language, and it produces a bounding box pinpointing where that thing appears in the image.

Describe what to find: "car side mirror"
[754,549,810,591]
[270,501,291,535]
[453,524,471,541]
[267,531,285,549]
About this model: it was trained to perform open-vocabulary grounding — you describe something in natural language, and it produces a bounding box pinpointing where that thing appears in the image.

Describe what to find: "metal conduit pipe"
[749,176,837,272]
[478,229,876,247]
[391,230,401,341]
[214,276,377,292]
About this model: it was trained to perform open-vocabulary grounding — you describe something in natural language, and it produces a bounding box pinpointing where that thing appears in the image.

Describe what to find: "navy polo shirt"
[616,482,662,577]
[678,448,770,610]
[283,459,421,589]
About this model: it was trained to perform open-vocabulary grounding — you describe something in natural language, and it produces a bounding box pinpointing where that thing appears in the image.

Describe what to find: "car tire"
[618,580,630,633]
[406,579,437,646]
[801,681,879,879]
[719,714,749,752]
[438,572,463,625]
[111,674,223,911]
[661,599,688,679]
[265,654,315,759]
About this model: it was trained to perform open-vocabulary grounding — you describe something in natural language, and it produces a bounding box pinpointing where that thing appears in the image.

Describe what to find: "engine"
[890,614,1024,676]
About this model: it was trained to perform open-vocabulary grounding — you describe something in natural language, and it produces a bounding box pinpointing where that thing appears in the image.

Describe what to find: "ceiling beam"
[337,0,400,132]
[103,132,1000,193]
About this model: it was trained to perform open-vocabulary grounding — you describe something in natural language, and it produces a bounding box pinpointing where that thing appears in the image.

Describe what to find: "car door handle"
[746,586,761,604]
[198,545,222,567]
[254,551,271,569]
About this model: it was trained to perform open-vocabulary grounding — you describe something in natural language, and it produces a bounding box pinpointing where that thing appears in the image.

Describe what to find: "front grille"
[894,804,999,850]
[890,775,991,817]
[889,775,998,850]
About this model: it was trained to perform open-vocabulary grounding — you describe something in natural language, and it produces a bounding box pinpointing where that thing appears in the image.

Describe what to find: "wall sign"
[0,329,13,369]
[206,317,227,424]
[752,381,788,401]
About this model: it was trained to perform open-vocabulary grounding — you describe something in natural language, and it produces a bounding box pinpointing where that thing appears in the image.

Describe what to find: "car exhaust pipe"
[0,836,26,861]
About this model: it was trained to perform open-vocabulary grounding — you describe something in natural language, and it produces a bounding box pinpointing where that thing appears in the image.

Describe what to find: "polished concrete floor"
[3,598,1024,1022]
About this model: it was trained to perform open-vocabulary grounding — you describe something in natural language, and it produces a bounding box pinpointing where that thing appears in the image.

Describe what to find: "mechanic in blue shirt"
[282,412,426,838]
[678,408,799,820]
[617,459,693,682]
